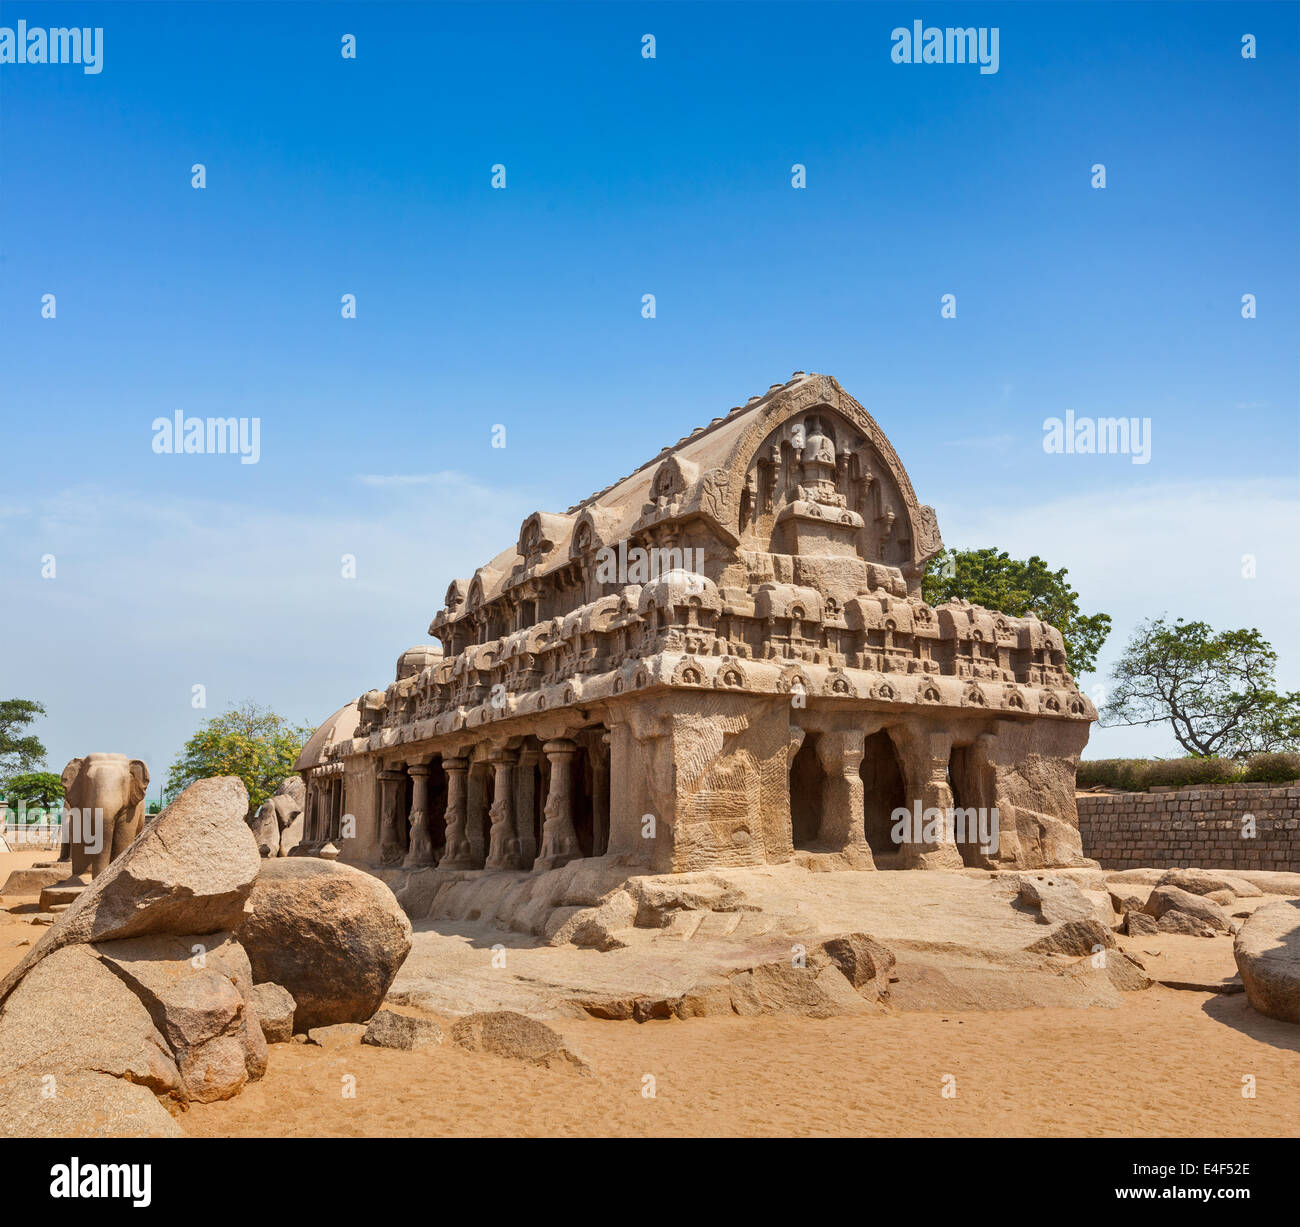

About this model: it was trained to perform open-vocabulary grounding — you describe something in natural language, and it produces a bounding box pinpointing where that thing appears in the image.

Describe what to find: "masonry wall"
[1076,783,1300,871]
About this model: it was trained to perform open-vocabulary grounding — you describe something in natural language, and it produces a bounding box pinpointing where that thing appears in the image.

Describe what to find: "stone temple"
[295,373,1097,881]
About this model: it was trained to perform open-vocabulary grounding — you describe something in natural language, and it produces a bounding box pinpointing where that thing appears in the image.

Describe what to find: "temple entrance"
[571,726,611,859]
[426,756,448,863]
[789,734,824,849]
[947,745,988,867]
[861,729,906,867]
[398,769,413,856]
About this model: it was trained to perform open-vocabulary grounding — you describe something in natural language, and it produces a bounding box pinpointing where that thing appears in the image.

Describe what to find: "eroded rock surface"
[238,859,412,1030]
[1234,900,1300,1024]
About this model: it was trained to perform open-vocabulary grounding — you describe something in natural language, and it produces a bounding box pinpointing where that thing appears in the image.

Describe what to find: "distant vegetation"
[166,701,315,814]
[1078,752,1300,792]
[1,771,64,812]
[1102,618,1300,756]
[0,698,47,787]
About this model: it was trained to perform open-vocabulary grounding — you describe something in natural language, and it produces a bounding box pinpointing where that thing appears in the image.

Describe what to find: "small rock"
[1026,918,1116,956]
[1155,868,1261,899]
[1105,951,1153,992]
[250,982,296,1044]
[1142,885,1231,933]
[1156,910,1215,938]
[1124,910,1159,936]
[363,1009,443,1051]
[451,1011,590,1074]
[307,1022,367,1049]
[819,933,896,997]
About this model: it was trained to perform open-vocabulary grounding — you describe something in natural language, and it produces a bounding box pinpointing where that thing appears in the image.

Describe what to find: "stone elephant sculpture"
[248,775,306,857]
[59,753,150,879]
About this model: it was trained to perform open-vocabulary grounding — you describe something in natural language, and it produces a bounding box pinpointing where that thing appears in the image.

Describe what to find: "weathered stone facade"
[296,373,1097,877]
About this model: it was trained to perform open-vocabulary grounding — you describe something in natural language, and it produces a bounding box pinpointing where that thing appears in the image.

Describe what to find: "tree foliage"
[2,771,64,812]
[165,702,315,815]
[1101,618,1300,757]
[0,699,47,783]
[922,547,1111,676]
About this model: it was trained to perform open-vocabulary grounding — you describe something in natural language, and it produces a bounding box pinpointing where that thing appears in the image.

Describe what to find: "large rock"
[92,932,266,1102]
[1142,885,1231,933]
[237,859,412,1030]
[1234,900,1300,1024]
[0,1070,182,1139]
[0,945,182,1098]
[0,777,259,1008]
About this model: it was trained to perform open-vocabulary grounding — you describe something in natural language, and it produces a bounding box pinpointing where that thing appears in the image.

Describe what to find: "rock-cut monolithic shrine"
[295,373,1098,881]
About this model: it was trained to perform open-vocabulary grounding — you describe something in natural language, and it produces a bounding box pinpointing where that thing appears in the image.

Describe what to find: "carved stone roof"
[433,372,941,628]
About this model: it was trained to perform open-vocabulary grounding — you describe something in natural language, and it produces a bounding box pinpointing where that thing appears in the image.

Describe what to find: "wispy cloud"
[0,473,534,792]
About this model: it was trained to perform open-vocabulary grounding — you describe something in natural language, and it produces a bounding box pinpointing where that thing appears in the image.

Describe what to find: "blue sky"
[1,1,1297,794]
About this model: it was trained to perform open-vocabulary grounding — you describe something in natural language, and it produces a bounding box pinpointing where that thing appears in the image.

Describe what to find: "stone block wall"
[1076,783,1300,871]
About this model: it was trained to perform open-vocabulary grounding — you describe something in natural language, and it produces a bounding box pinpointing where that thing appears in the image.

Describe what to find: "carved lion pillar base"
[377,769,406,865]
[403,764,436,868]
[437,757,476,869]
[484,750,523,871]
[534,738,581,871]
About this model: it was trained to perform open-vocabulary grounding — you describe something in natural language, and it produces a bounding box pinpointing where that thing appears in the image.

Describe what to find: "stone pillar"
[304,785,318,843]
[438,757,475,869]
[466,764,488,866]
[534,738,581,871]
[377,770,405,865]
[815,729,874,867]
[893,726,964,870]
[515,746,540,866]
[591,732,611,857]
[403,763,436,868]
[485,750,522,870]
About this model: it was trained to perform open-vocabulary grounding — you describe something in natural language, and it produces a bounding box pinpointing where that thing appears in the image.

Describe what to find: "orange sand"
[173,993,1298,1138]
[3,848,1296,1138]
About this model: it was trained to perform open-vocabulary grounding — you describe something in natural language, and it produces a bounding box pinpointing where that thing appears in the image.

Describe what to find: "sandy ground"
[177,992,1298,1138]
[3,847,1297,1138]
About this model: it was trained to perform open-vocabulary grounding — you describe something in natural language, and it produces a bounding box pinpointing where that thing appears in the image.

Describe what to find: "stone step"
[662,911,704,940]
[694,912,743,938]
[38,880,88,910]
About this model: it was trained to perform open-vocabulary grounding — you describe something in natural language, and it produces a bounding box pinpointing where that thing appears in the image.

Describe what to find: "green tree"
[2,771,64,813]
[166,702,315,815]
[1102,618,1300,757]
[922,547,1111,676]
[0,699,47,783]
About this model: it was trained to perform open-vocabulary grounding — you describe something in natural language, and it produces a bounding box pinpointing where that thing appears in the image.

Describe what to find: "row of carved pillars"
[377,730,610,871]
[306,775,345,844]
